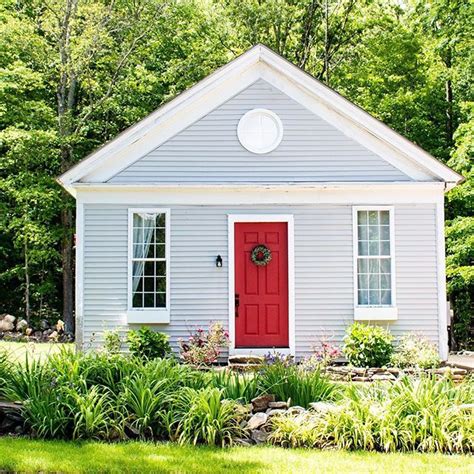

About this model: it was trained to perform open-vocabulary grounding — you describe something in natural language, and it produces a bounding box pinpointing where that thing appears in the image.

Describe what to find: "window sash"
[129,209,169,310]
[355,209,393,307]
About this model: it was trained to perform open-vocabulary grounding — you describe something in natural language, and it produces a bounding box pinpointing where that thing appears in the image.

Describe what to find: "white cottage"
[59,45,462,360]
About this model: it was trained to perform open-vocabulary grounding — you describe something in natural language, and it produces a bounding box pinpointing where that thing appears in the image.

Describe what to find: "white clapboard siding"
[82,203,438,358]
[109,80,411,184]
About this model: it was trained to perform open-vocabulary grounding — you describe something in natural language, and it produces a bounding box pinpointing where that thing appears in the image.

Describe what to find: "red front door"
[235,222,289,348]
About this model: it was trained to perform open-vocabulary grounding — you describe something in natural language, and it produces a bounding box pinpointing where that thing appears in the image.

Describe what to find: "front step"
[228,354,265,372]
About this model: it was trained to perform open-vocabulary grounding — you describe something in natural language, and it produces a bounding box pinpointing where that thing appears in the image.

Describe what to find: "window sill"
[127,310,170,324]
[354,306,398,321]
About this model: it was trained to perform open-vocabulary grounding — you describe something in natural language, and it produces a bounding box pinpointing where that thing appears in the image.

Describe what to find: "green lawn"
[0,439,471,474]
[0,341,72,363]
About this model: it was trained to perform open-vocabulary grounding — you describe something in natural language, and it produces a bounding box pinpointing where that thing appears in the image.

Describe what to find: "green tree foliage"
[0,0,472,345]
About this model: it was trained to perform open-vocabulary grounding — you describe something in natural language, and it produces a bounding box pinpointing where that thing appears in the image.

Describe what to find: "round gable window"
[237,109,283,154]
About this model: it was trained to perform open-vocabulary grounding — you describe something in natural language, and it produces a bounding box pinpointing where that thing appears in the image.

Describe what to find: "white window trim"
[127,208,170,324]
[237,108,284,154]
[352,206,398,321]
[227,214,295,356]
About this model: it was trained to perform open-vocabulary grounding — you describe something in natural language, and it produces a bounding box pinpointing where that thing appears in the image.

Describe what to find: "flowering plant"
[301,339,341,371]
[179,322,229,366]
[264,350,295,367]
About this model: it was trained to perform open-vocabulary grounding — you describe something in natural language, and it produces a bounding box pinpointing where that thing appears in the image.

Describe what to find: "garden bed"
[1,323,472,455]
[1,348,472,453]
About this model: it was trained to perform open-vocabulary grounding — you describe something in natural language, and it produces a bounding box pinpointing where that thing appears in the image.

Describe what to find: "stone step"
[228,355,265,365]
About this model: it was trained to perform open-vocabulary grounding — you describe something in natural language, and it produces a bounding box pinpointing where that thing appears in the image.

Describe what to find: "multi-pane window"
[130,211,167,309]
[356,209,392,306]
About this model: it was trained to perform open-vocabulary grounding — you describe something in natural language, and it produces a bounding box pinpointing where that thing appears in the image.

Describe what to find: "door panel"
[235,222,289,348]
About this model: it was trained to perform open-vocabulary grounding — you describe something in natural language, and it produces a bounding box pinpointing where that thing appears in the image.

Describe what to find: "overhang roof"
[58,44,463,195]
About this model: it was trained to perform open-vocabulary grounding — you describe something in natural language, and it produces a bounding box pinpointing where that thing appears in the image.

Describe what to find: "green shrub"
[127,327,171,360]
[269,376,474,453]
[391,334,441,369]
[343,322,394,367]
[258,361,339,408]
[173,387,244,446]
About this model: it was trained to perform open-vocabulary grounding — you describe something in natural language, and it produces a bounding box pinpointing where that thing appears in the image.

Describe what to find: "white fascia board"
[75,182,445,205]
[259,47,462,184]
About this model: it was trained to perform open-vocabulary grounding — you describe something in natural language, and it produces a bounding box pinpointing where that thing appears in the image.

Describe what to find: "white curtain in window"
[132,213,155,292]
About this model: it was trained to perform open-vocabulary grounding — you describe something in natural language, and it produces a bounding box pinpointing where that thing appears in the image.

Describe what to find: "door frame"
[228,214,295,356]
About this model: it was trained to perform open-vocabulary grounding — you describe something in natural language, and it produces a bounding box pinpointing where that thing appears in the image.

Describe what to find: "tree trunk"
[61,206,74,334]
[322,0,330,85]
[444,47,454,149]
[24,241,31,323]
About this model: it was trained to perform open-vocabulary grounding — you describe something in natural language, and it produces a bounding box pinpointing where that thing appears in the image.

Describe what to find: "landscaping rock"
[39,319,50,330]
[25,327,33,336]
[16,319,28,333]
[371,373,396,381]
[0,401,25,436]
[233,437,253,447]
[251,394,275,412]
[48,330,58,340]
[287,406,305,415]
[430,367,467,382]
[309,402,335,413]
[266,409,287,417]
[251,429,269,444]
[268,401,288,409]
[353,376,371,382]
[0,314,15,332]
[247,412,268,430]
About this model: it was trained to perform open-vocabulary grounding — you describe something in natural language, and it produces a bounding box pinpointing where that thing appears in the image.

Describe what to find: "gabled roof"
[58,44,463,195]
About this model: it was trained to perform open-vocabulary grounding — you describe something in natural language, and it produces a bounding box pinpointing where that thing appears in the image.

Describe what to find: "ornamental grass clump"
[258,359,340,408]
[207,369,259,403]
[269,375,474,454]
[173,387,244,446]
[343,322,393,367]
[0,350,13,398]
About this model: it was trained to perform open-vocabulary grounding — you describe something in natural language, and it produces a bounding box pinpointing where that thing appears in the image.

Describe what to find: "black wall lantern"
[216,255,223,268]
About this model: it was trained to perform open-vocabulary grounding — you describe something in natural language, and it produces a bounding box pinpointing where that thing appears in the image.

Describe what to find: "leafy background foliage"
[0,0,472,345]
